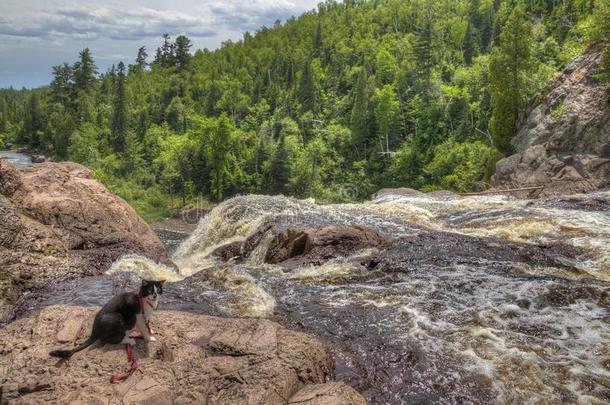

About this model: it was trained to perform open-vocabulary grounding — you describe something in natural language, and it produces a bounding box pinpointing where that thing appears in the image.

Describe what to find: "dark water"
[17,192,610,404]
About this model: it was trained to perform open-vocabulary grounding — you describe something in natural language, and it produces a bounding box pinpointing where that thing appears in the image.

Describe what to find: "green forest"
[1,0,609,220]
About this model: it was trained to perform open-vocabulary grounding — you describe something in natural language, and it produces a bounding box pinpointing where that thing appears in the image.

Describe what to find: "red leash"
[109,291,152,383]
[110,343,140,383]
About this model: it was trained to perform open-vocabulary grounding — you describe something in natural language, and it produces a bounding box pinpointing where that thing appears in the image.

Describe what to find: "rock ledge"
[0,305,364,405]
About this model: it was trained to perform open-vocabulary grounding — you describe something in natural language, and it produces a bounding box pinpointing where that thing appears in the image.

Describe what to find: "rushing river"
[0,150,31,169]
[32,190,610,403]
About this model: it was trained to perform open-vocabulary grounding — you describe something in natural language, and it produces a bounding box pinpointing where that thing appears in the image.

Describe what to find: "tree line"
[0,0,607,220]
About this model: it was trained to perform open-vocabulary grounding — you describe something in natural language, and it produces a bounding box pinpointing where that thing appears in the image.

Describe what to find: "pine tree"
[155,34,175,67]
[414,12,434,101]
[209,114,233,200]
[74,48,97,93]
[123,130,144,174]
[268,133,290,194]
[111,62,128,152]
[135,46,148,70]
[166,96,186,133]
[298,62,315,112]
[23,92,44,148]
[463,23,475,66]
[50,63,75,106]
[489,2,533,154]
[351,68,370,157]
[313,21,323,56]
[174,35,192,71]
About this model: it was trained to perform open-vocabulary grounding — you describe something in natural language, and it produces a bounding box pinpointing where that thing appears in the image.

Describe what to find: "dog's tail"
[49,336,96,359]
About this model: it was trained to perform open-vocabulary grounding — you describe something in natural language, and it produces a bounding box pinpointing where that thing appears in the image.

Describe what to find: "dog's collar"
[136,291,155,313]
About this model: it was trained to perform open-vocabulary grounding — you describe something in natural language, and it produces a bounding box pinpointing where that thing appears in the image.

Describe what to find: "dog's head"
[140,279,165,309]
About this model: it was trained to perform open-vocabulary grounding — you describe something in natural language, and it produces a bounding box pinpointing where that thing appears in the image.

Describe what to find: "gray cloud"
[0,6,217,41]
[208,0,301,31]
[0,1,311,42]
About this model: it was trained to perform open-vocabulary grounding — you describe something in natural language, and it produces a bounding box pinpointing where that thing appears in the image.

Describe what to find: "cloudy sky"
[0,0,321,88]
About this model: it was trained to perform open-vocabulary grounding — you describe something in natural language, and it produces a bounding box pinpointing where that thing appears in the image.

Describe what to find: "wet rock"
[0,161,168,321]
[265,225,392,268]
[493,45,610,196]
[30,154,48,164]
[372,187,425,200]
[366,230,583,274]
[0,305,363,404]
[211,241,244,261]
[265,229,312,264]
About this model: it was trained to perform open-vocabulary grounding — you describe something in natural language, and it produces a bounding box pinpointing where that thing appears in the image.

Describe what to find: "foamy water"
[108,190,610,403]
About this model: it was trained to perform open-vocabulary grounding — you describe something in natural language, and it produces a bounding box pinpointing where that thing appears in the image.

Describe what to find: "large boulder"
[0,305,365,404]
[265,225,392,268]
[0,161,167,321]
[492,45,610,195]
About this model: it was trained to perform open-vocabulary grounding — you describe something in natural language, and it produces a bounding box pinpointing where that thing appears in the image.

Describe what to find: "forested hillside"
[1,0,608,219]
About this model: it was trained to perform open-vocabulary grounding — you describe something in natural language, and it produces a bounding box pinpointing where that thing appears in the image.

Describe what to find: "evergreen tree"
[313,21,323,56]
[74,48,97,93]
[155,34,175,67]
[174,35,193,71]
[489,2,533,154]
[209,114,232,200]
[166,96,186,133]
[464,23,475,66]
[111,62,128,152]
[268,133,290,194]
[124,130,144,174]
[135,46,148,70]
[414,12,434,100]
[50,63,75,106]
[298,62,315,113]
[23,92,44,148]
[351,68,370,157]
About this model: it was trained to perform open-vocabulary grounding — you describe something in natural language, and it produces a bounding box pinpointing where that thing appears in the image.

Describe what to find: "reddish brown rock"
[0,161,168,321]
[265,225,392,268]
[0,305,365,405]
[12,162,164,259]
[0,159,22,196]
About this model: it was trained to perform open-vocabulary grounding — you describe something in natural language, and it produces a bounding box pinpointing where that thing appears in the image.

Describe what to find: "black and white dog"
[49,280,164,359]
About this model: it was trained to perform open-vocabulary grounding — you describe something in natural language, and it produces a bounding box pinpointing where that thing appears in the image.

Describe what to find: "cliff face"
[493,45,610,195]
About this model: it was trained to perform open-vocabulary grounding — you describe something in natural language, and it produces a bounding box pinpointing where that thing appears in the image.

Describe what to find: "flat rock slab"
[289,382,366,405]
[0,305,365,404]
[56,310,86,343]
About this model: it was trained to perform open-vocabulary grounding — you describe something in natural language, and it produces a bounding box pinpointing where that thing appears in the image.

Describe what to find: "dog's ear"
[158,280,166,284]
[141,279,151,286]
